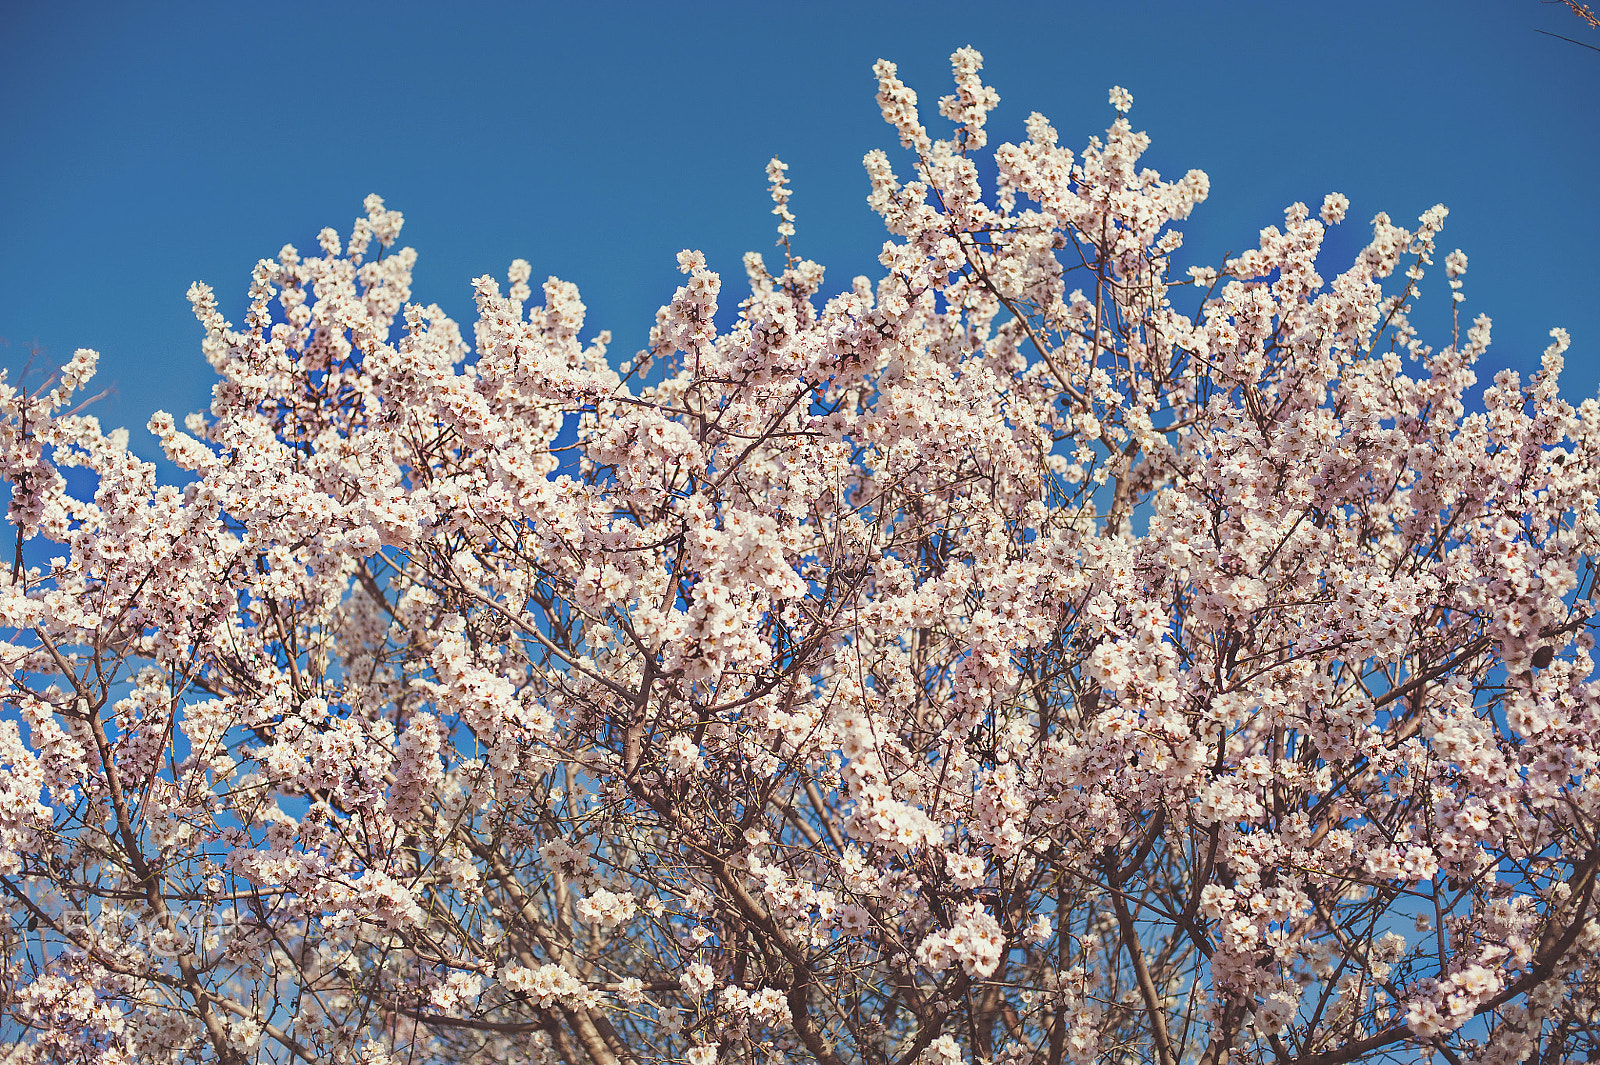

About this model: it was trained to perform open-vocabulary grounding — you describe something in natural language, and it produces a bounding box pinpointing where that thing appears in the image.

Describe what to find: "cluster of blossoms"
[501,963,597,1009]
[2,47,1600,1065]
[913,903,1005,978]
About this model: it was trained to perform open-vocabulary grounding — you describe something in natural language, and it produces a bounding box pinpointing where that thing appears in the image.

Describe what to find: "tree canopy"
[2,49,1598,1065]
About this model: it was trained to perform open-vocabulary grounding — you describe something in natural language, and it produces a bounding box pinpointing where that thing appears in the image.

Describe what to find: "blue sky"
[3,0,1597,463]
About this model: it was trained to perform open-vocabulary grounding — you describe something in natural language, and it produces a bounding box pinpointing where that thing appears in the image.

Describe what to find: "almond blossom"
[1,49,1599,1065]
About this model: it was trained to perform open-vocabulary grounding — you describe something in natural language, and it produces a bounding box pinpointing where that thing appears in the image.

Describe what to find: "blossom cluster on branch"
[2,48,1599,1065]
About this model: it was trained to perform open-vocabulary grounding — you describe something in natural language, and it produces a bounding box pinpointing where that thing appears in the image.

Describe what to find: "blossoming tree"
[2,48,1598,1065]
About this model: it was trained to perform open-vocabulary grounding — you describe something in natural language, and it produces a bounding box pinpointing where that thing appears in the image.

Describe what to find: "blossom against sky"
[2,0,1596,456]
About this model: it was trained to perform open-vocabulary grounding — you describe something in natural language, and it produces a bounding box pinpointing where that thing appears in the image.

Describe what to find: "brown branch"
[1105,860,1177,1065]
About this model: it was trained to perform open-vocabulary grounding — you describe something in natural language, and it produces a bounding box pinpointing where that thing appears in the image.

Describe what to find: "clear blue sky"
[3,0,1597,463]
